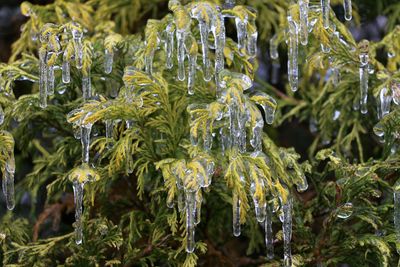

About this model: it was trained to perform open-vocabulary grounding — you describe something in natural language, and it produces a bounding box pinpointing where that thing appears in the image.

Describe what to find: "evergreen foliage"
[0,0,400,266]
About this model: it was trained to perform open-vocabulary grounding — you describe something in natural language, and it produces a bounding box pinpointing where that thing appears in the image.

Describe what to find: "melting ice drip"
[144,0,257,95]
[0,130,16,211]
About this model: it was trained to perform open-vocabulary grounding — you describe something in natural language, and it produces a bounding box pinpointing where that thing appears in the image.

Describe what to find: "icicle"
[2,153,15,210]
[235,17,247,52]
[104,49,114,74]
[82,71,91,101]
[232,194,241,236]
[199,21,212,81]
[288,18,299,92]
[39,48,48,108]
[81,113,93,164]
[265,203,274,259]
[394,180,400,242]
[187,51,197,95]
[73,180,84,244]
[246,7,258,57]
[203,120,213,151]
[105,119,113,149]
[185,190,196,253]
[145,48,155,75]
[299,0,309,46]
[282,198,292,267]
[359,53,369,114]
[194,191,202,225]
[270,34,279,60]
[213,14,226,93]
[252,92,277,124]
[343,0,352,21]
[176,31,186,81]
[0,105,4,125]
[250,179,266,222]
[72,27,83,69]
[380,87,392,118]
[62,59,70,84]
[321,0,330,29]
[165,24,175,69]
[47,63,55,96]
[250,111,264,152]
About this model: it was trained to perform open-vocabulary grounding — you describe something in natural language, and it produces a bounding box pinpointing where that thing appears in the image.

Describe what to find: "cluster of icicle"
[144,0,257,94]
[38,22,98,108]
[38,20,117,244]
[0,127,16,211]
[183,69,307,266]
[167,157,215,253]
[269,0,353,92]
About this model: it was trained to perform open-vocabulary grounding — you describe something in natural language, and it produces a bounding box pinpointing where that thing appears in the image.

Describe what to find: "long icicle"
[185,190,196,253]
[359,51,369,114]
[165,24,175,69]
[287,17,299,92]
[3,151,15,210]
[265,203,274,259]
[177,31,186,81]
[233,193,241,237]
[73,180,84,245]
[39,48,48,108]
[282,198,293,267]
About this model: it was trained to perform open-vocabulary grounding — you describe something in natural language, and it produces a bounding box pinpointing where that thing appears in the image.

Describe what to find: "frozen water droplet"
[333,110,341,121]
[373,122,385,137]
[336,202,353,219]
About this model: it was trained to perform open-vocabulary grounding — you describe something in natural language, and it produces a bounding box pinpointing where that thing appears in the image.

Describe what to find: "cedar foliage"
[0,0,400,266]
